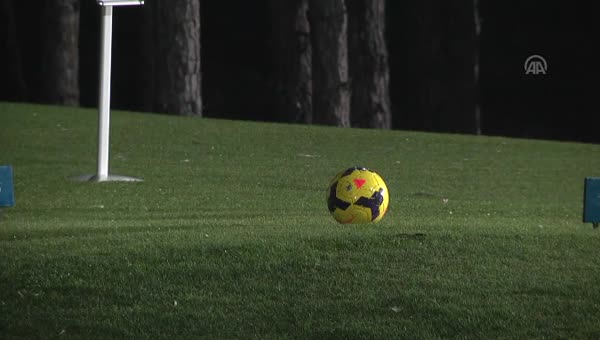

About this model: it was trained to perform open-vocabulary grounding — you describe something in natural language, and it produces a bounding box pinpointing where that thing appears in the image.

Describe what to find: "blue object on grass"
[583,177,600,228]
[0,165,15,207]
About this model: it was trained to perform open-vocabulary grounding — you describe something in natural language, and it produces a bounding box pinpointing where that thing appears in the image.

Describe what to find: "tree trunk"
[415,0,478,133]
[269,0,312,124]
[308,0,350,127]
[40,0,80,106]
[347,0,391,129]
[147,0,202,116]
[473,0,482,135]
[0,0,27,102]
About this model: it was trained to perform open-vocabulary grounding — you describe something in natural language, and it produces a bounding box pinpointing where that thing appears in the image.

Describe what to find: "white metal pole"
[97,5,113,181]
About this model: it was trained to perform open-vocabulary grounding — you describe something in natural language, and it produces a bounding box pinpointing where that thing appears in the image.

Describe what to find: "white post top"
[96,0,144,6]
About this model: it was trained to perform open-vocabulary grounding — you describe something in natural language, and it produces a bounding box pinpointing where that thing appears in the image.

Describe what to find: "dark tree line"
[0,0,596,143]
[3,0,396,129]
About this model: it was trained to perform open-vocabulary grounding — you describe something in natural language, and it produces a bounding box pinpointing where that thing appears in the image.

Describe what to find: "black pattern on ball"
[328,181,351,212]
[354,188,384,221]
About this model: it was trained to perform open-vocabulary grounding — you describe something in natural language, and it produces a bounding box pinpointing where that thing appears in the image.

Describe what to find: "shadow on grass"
[0,209,285,241]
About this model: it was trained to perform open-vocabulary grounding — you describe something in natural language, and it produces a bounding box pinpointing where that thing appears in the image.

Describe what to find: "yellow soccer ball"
[326,167,390,224]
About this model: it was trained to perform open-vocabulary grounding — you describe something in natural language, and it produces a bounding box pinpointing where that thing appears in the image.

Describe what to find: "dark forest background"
[0,0,598,143]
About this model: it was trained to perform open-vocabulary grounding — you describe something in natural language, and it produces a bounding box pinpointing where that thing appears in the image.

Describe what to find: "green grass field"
[1,102,600,339]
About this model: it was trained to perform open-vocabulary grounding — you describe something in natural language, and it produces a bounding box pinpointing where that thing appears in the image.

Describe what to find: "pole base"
[72,174,143,182]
